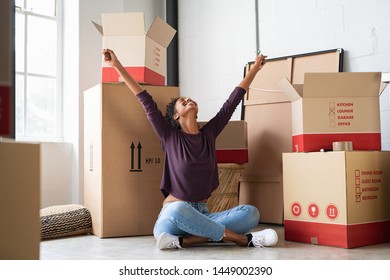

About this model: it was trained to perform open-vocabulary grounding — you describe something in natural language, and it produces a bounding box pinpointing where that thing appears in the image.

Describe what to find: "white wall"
[40,142,73,207]
[256,0,390,149]
[178,0,257,121]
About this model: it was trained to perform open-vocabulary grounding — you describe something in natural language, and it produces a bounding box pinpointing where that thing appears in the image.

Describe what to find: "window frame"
[15,0,63,142]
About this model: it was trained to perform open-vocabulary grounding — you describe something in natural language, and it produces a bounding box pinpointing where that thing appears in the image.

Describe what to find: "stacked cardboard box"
[93,12,176,85]
[279,72,387,152]
[239,49,343,224]
[281,72,390,248]
[84,84,179,238]
[85,13,178,238]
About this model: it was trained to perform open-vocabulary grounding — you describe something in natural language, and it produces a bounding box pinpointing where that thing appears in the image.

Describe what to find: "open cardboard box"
[279,72,388,152]
[93,12,176,85]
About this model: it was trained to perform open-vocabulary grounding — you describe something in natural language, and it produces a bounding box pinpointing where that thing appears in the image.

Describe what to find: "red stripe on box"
[284,219,390,248]
[0,85,11,136]
[347,221,390,248]
[102,67,165,85]
[216,150,248,163]
[292,133,381,152]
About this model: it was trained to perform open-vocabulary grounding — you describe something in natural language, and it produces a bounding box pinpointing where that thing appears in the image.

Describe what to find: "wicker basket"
[206,163,245,213]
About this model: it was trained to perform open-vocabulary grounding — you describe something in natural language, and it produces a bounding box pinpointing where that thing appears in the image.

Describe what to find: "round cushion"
[40,204,92,240]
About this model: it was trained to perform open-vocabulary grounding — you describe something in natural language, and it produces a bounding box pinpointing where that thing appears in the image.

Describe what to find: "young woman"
[102,49,278,249]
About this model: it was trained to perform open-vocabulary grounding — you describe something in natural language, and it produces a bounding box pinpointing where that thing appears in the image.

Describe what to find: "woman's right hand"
[102,49,120,68]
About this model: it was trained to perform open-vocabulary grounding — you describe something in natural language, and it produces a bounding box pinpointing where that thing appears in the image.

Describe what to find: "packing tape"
[332,141,353,151]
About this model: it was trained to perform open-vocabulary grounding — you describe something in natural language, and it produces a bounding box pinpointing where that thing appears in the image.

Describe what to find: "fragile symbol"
[308,203,319,218]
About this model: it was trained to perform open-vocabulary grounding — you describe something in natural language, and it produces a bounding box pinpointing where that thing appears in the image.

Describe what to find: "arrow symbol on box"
[130,142,142,172]
[137,142,142,170]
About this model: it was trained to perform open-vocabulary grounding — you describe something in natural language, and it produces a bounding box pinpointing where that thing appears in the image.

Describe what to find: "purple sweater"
[137,87,246,202]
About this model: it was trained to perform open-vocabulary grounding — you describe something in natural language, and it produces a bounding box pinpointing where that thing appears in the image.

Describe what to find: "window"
[15,0,62,141]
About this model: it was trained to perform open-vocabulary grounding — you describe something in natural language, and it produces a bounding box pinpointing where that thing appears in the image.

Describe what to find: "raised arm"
[102,49,144,95]
[238,54,267,92]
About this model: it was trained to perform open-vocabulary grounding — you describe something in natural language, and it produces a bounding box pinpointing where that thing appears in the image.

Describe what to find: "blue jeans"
[153,201,260,241]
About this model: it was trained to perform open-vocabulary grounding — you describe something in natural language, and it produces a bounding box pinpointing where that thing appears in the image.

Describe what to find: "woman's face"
[174,97,198,119]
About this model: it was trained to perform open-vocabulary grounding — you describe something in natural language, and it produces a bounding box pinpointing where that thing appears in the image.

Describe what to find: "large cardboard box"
[240,49,343,224]
[283,151,390,248]
[0,142,40,259]
[198,120,248,163]
[279,72,387,152]
[84,83,179,238]
[94,12,176,85]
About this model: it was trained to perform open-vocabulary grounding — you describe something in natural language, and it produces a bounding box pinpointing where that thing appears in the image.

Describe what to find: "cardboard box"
[240,49,343,224]
[0,142,40,259]
[279,72,388,152]
[84,83,179,238]
[93,12,176,85]
[283,151,390,248]
[198,120,248,163]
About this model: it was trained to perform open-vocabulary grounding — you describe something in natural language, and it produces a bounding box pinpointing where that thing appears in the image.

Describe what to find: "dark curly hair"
[165,97,181,130]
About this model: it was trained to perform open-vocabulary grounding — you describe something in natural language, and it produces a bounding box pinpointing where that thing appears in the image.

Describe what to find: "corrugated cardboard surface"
[147,16,177,48]
[0,142,40,259]
[239,103,291,224]
[240,50,343,224]
[84,83,179,238]
[283,151,390,248]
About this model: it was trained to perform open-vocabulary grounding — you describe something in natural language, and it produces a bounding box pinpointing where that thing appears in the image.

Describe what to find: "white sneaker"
[156,232,183,250]
[249,229,278,247]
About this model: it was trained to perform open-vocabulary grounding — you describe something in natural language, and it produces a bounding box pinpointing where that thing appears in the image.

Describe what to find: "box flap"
[146,16,176,48]
[380,83,388,94]
[102,12,145,36]
[278,77,302,102]
[244,88,291,106]
[91,21,103,35]
[382,72,390,82]
[303,72,382,98]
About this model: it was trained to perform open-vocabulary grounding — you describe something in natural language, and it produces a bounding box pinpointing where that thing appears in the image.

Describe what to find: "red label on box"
[0,85,11,136]
[292,133,381,152]
[102,66,165,85]
[284,219,390,248]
